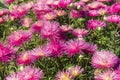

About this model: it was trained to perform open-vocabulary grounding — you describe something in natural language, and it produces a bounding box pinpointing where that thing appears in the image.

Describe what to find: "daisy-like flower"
[60,25,73,32]
[0,43,18,63]
[58,0,73,8]
[17,51,35,65]
[85,1,107,10]
[7,30,32,46]
[0,9,9,17]
[94,70,117,80]
[31,21,44,33]
[104,15,120,23]
[5,0,15,4]
[91,50,118,69]
[21,17,32,27]
[31,46,51,59]
[34,0,51,14]
[108,2,120,14]
[87,19,106,30]
[69,10,80,19]
[40,21,60,39]
[18,66,43,80]
[54,10,66,17]
[55,71,72,80]
[42,12,57,20]
[5,72,21,80]
[67,65,84,78]
[5,66,43,80]
[64,39,86,57]
[72,28,88,38]
[45,40,64,57]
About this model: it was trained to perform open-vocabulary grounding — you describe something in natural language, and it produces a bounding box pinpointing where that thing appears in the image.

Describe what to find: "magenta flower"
[67,65,84,78]
[88,10,99,17]
[64,39,86,57]
[31,21,44,33]
[85,1,107,10]
[87,19,106,30]
[18,66,44,80]
[91,50,118,69]
[7,30,32,46]
[72,29,88,38]
[94,70,117,80]
[21,17,32,27]
[40,21,60,39]
[34,0,51,14]
[0,9,9,17]
[0,43,18,63]
[31,46,51,59]
[5,0,15,4]
[60,25,73,32]
[55,71,72,80]
[5,66,43,80]
[104,15,120,23]
[17,51,35,65]
[42,12,57,20]
[45,40,64,57]
[54,10,66,17]
[108,2,120,14]
[58,0,73,8]
[69,10,80,19]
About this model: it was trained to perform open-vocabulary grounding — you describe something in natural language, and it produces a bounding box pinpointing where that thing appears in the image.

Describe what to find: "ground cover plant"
[0,0,120,80]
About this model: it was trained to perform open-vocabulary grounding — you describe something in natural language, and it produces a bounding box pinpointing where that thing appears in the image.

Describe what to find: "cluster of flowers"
[0,0,120,79]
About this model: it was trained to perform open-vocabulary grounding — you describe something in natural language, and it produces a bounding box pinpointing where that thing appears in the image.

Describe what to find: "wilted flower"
[87,19,106,30]
[67,65,84,78]
[91,50,118,68]
[55,71,72,80]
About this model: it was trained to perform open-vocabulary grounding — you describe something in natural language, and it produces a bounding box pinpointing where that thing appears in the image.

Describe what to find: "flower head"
[91,50,118,68]
[55,71,72,80]
[87,19,106,30]
[67,65,84,78]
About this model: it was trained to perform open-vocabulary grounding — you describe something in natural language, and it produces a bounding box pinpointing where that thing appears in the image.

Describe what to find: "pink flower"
[31,21,44,33]
[64,39,86,57]
[18,66,44,80]
[87,19,106,30]
[5,0,15,4]
[69,10,80,19]
[34,0,51,14]
[7,30,32,46]
[58,0,73,8]
[60,25,73,32]
[45,40,64,57]
[0,43,18,63]
[91,50,118,69]
[5,66,43,80]
[94,70,117,80]
[67,65,84,78]
[0,9,9,17]
[17,51,35,65]
[72,29,88,38]
[55,71,72,80]
[21,17,32,27]
[104,15,120,23]
[40,21,60,39]
[54,10,66,16]
[108,2,120,14]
